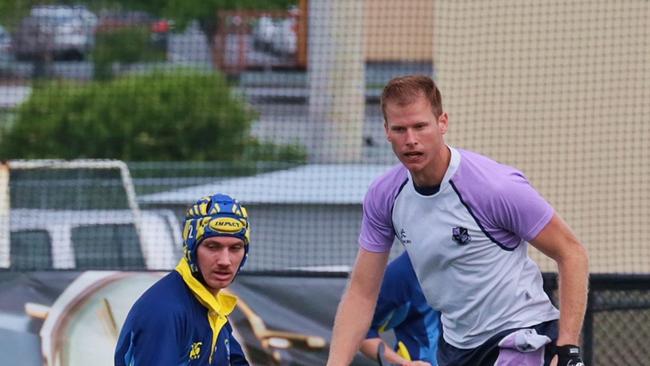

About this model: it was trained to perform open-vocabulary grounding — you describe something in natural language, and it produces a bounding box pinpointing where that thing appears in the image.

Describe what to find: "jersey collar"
[176,258,238,315]
[407,145,460,196]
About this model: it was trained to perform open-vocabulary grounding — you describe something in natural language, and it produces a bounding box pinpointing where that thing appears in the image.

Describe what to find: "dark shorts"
[437,320,559,366]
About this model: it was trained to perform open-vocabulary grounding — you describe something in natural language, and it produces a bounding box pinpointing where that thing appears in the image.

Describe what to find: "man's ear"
[438,112,449,134]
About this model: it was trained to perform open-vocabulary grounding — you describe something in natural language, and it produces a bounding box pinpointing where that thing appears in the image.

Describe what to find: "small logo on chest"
[452,227,472,245]
[189,341,202,360]
[398,228,412,245]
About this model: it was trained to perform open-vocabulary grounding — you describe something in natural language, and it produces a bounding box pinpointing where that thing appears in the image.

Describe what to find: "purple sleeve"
[359,166,407,253]
[454,150,554,248]
[491,170,554,241]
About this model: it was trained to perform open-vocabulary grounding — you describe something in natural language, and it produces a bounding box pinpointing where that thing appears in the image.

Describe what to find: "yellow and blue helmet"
[182,193,250,276]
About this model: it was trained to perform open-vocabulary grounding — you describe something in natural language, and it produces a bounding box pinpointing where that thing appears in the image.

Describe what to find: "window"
[10,230,52,270]
[72,224,145,269]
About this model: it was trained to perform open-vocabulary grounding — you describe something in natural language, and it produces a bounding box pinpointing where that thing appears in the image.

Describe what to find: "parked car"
[271,17,297,56]
[251,10,298,56]
[66,5,98,31]
[251,16,276,52]
[95,10,171,52]
[13,5,97,61]
[6,208,182,270]
[31,5,98,31]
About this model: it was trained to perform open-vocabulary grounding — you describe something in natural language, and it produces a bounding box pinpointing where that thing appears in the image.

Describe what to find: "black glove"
[555,344,585,366]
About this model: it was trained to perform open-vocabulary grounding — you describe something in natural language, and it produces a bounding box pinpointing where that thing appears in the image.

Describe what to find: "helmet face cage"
[182,194,250,276]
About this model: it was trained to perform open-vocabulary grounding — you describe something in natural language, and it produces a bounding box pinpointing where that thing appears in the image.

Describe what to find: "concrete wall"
[434,0,650,272]
[364,0,434,62]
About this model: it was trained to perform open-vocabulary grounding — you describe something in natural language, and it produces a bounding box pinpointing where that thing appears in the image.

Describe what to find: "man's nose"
[404,129,418,145]
[215,250,231,266]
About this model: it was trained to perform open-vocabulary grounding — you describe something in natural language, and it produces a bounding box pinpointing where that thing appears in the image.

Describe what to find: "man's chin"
[400,158,425,171]
[206,276,233,291]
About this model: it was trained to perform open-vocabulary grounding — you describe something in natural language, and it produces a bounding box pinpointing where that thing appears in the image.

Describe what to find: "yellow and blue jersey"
[366,252,441,364]
[115,258,248,365]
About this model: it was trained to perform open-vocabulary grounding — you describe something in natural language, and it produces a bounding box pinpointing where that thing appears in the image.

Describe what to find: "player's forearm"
[359,338,383,360]
[328,248,388,366]
[327,288,377,365]
[556,242,589,345]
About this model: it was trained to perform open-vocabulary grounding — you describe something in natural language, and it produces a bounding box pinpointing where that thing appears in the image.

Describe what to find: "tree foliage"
[91,26,167,80]
[0,70,306,162]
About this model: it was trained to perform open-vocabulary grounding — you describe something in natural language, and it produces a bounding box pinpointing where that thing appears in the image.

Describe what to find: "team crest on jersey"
[452,227,471,245]
[398,228,411,245]
[189,341,202,360]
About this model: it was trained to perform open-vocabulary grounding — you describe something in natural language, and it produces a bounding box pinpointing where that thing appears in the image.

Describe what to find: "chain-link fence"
[544,274,650,366]
[0,1,649,364]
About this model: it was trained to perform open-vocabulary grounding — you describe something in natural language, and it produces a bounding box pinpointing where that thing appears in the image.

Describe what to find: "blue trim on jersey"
[390,177,410,239]
[449,180,515,251]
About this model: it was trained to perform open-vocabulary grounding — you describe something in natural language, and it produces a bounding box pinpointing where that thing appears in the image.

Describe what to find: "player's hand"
[555,345,585,366]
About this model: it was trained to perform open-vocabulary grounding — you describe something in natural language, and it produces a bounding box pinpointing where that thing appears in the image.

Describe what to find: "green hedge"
[0,70,306,162]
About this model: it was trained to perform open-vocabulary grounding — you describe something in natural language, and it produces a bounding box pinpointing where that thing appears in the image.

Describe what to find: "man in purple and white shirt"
[327,75,588,366]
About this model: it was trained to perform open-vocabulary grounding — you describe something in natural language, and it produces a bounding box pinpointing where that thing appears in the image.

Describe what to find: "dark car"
[13,6,96,61]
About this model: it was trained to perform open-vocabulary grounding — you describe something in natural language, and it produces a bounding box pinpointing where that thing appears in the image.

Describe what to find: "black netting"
[0,2,648,363]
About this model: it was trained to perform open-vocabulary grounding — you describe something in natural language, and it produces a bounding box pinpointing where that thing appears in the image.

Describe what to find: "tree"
[0,1,31,29]
[0,69,306,162]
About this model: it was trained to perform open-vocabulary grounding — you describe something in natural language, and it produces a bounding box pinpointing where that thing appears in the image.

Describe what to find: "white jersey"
[359,147,559,348]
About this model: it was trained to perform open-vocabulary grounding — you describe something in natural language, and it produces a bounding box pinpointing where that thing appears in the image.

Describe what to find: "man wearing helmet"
[115,193,251,365]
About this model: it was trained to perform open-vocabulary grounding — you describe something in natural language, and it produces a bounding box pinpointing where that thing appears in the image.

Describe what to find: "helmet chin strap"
[237,250,249,273]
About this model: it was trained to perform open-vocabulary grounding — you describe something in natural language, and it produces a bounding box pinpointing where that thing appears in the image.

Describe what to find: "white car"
[251,15,297,56]
[6,208,182,270]
[252,16,276,51]
[271,17,297,56]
